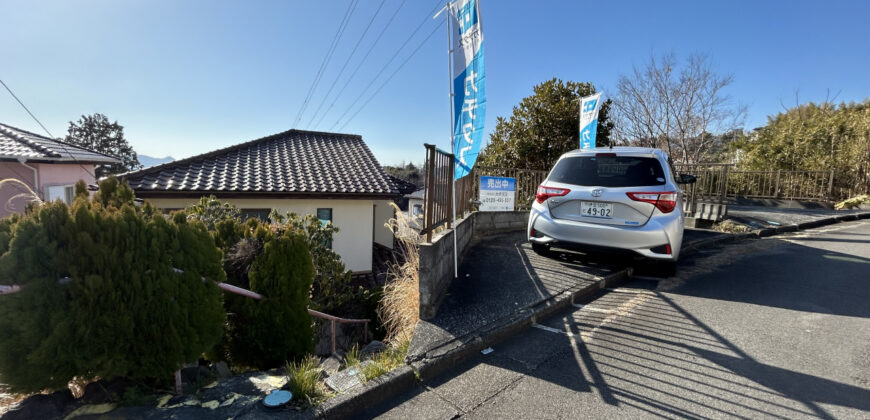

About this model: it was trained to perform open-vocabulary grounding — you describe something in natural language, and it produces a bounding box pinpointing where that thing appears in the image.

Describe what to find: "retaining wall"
[418,211,529,319]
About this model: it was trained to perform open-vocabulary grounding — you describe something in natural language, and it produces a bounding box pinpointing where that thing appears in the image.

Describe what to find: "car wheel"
[531,243,550,255]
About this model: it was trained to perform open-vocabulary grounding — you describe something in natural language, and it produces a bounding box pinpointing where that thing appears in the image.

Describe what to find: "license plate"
[580,201,613,218]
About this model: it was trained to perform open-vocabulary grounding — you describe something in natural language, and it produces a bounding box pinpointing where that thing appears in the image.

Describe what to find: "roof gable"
[120,129,401,197]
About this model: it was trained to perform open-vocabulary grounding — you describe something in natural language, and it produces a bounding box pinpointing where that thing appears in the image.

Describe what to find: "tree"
[613,53,746,164]
[731,101,870,197]
[479,78,613,171]
[65,113,142,177]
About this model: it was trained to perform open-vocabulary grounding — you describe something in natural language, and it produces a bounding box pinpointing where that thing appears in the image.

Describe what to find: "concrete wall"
[145,197,387,273]
[417,211,529,319]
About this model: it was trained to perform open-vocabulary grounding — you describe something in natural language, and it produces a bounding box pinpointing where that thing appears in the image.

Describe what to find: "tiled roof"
[0,123,121,164]
[387,175,419,196]
[120,129,401,197]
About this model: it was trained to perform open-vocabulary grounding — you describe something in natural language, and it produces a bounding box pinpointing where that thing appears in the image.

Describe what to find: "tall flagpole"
[436,1,458,279]
[446,2,458,279]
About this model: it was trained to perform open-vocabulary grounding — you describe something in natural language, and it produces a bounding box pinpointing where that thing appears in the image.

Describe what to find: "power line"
[339,19,443,131]
[1,78,98,181]
[312,0,408,130]
[1,79,55,138]
[305,0,388,130]
[331,0,443,130]
[292,0,359,128]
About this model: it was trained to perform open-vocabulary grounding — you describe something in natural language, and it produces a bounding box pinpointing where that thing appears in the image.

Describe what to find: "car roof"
[562,147,664,158]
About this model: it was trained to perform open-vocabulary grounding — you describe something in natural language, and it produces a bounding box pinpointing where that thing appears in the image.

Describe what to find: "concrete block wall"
[418,211,529,319]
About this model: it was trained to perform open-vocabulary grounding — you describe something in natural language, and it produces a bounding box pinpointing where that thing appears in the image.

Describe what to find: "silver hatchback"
[528,147,691,270]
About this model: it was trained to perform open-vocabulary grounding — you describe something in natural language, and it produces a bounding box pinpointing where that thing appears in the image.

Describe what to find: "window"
[548,156,666,187]
[46,185,75,205]
[317,208,333,249]
[240,209,271,222]
[412,204,423,217]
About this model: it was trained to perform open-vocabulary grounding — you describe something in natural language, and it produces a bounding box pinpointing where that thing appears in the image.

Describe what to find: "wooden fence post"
[828,170,835,200]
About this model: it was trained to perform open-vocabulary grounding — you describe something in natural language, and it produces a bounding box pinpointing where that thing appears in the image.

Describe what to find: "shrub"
[271,211,355,314]
[217,223,315,369]
[0,178,226,394]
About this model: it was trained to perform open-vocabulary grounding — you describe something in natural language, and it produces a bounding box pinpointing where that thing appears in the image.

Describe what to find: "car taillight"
[626,191,678,213]
[536,185,570,203]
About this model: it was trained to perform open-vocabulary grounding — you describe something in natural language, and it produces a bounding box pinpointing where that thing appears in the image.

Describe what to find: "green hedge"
[0,179,226,393]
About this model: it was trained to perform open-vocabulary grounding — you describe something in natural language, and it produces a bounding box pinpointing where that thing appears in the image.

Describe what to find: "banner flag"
[579,92,603,150]
[450,0,485,180]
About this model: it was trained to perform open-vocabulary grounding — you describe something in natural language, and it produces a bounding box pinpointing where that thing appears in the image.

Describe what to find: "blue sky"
[2,0,869,166]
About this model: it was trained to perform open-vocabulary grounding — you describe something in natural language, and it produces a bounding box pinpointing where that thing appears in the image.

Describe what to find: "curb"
[313,211,870,418]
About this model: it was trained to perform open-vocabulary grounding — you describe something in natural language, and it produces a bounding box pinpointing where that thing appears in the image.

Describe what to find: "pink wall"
[0,162,96,219]
[37,163,97,192]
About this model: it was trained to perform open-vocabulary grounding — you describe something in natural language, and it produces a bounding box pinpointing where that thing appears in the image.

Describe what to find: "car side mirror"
[676,174,697,184]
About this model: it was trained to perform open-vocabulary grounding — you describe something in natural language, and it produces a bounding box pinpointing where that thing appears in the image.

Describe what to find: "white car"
[528,147,694,273]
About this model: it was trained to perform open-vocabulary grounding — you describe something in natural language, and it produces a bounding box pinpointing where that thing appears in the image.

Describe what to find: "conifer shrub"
[217,223,315,369]
[0,178,226,394]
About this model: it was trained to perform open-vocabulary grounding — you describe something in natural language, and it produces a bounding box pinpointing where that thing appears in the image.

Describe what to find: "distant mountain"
[138,154,174,168]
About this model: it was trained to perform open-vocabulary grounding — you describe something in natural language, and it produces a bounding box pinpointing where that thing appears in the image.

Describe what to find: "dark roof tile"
[0,122,120,164]
[120,129,401,197]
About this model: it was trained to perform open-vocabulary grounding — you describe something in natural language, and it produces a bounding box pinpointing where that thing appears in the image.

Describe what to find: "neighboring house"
[0,122,120,218]
[405,188,425,230]
[119,129,402,273]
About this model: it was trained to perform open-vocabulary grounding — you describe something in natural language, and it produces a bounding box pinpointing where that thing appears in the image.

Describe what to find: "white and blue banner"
[450,0,485,180]
[579,92,603,150]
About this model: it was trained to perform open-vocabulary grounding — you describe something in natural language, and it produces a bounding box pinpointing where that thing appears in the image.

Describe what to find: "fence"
[421,145,548,240]
[673,164,839,202]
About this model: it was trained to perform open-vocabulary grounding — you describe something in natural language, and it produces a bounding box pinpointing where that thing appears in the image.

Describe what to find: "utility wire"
[339,19,442,131]
[1,79,55,138]
[0,78,97,181]
[305,0,388,130]
[312,0,408,130]
[292,0,359,128]
[331,0,443,130]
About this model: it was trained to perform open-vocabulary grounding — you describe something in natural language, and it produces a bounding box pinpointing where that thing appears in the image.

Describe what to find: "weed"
[284,356,329,407]
[835,194,869,210]
[379,204,420,345]
[713,220,751,233]
[360,337,410,382]
[344,345,361,369]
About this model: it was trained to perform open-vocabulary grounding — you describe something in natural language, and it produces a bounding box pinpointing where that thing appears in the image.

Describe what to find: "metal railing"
[1,272,369,394]
[673,164,838,202]
[422,144,454,242]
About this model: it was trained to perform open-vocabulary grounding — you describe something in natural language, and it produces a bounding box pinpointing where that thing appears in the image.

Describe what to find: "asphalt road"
[360,219,870,419]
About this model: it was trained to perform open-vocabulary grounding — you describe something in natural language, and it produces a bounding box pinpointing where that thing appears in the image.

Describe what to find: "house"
[118,129,402,273]
[404,188,425,230]
[0,122,120,218]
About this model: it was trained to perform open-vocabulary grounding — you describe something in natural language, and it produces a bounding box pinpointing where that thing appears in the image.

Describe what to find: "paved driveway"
[364,219,870,419]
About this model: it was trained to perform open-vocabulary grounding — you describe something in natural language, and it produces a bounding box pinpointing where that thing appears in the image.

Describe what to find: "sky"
[2,0,869,166]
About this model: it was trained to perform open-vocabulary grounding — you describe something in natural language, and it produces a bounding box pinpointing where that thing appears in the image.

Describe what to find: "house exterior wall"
[143,197,386,273]
[373,200,395,248]
[37,163,96,193]
[0,162,97,219]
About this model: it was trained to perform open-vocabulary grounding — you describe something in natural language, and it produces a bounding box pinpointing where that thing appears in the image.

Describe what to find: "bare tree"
[613,53,746,164]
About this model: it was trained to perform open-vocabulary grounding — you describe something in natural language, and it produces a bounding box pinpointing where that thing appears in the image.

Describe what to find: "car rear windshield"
[548,156,667,187]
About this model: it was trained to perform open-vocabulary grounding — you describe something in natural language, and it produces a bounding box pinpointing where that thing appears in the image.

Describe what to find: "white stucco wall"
[373,200,395,249]
[144,197,388,273]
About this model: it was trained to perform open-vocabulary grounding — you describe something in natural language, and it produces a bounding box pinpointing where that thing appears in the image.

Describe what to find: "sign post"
[480,176,516,211]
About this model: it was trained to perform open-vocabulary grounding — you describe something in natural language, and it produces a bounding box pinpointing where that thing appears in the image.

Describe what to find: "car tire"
[531,243,550,255]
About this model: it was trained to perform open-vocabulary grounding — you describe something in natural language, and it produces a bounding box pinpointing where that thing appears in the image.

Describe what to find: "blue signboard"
[480,176,515,211]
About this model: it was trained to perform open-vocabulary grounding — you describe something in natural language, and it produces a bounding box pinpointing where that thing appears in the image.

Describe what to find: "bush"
[214,222,315,369]
[0,178,226,394]
[285,355,328,407]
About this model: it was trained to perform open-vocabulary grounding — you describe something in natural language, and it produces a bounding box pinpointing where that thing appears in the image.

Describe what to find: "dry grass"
[713,219,752,233]
[378,203,420,345]
[1,178,42,212]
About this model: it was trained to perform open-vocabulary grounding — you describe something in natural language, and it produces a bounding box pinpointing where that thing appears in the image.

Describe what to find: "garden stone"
[2,390,74,420]
[360,340,387,359]
[211,361,232,378]
[319,350,346,376]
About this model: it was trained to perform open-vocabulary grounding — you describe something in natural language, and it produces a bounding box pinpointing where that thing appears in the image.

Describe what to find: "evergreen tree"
[65,113,142,177]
